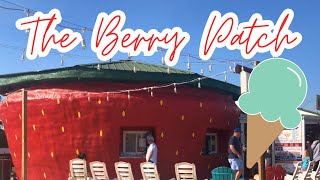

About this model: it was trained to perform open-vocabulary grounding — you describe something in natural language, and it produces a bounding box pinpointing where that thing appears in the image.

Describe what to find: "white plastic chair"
[174,162,197,180]
[90,161,110,180]
[69,158,90,180]
[301,161,315,180]
[114,161,134,180]
[291,162,302,180]
[314,163,320,180]
[285,161,315,180]
[140,162,160,180]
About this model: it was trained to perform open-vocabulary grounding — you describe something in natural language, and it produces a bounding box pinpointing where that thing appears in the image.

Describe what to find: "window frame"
[204,132,218,155]
[122,130,148,157]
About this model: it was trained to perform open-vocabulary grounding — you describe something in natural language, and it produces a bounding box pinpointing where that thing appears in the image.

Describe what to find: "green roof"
[0,60,240,97]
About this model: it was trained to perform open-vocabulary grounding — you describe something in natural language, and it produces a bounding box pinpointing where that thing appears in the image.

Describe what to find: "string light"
[0,2,93,32]
[97,64,101,70]
[133,61,136,73]
[150,87,154,97]
[187,54,191,71]
[241,60,244,70]
[224,71,228,82]
[5,70,232,102]
[24,9,31,33]
[81,28,86,49]
[198,78,201,88]
[0,40,254,71]
[60,54,64,66]
[21,48,25,61]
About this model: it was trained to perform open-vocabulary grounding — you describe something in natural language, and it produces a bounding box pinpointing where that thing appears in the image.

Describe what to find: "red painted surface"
[266,166,286,180]
[0,82,240,180]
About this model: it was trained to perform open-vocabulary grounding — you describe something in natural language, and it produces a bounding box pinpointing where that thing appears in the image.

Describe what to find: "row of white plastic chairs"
[284,161,320,180]
[69,158,198,180]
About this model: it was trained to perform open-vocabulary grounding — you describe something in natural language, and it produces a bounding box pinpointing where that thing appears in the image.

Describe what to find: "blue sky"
[0,0,319,111]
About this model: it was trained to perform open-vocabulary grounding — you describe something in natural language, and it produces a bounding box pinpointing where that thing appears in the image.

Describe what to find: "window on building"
[121,131,149,157]
[202,133,218,155]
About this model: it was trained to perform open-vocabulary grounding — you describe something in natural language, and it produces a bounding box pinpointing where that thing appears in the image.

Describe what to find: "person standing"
[146,135,157,164]
[311,138,320,171]
[228,128,243,180]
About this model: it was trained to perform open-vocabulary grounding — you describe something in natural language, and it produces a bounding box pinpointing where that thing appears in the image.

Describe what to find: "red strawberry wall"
[0,82,240,180]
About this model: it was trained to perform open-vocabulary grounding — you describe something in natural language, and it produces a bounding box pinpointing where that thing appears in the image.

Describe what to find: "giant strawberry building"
[0,60,240,180]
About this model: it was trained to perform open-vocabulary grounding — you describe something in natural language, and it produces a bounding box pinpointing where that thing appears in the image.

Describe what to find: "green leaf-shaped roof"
[0,60,240,97]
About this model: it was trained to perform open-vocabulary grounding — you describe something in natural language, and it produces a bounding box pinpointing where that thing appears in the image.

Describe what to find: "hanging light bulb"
[25,9,31,33]
[224,71,228,82]
[173,83,177,93]
[21,49,25,61]
[60,54,64,66]
[97,64,101,70]
[198,78,201,88]
[150,88,154,97]
[81,38,86,49]
[25,9,31,17]
[81,27,86,34]
[21,54,25,61]
[81,28,86,49]
[127,91,130,99]
[209,64,212,73]
[187,54,191,71]
[133,62,136,73]
[107,92,109,101]
[162,56,165,65]
[241,60,244,71]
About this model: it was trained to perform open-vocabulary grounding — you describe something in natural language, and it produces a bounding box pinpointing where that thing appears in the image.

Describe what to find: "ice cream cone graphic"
[246,114,284,168]
[236,58,307,169]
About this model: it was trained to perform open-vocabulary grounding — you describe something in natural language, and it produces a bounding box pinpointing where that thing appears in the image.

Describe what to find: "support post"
[22,89,27,180]
[258,154,265,180]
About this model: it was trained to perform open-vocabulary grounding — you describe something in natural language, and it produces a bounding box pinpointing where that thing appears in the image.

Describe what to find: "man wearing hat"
[228,128,243,180]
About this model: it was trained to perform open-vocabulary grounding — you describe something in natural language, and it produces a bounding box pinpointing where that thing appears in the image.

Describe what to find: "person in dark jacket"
[228,128,243,180]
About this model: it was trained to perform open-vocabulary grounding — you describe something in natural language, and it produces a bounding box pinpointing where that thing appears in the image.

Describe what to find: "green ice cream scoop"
[237,58,307,129]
